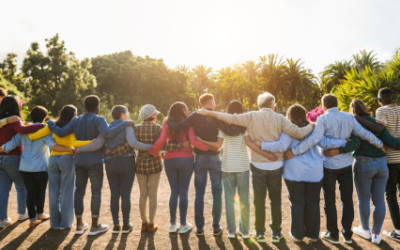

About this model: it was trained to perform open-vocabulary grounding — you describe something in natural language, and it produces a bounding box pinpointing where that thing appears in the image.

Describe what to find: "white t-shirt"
[376,104,400,164]
[218,129,250,172]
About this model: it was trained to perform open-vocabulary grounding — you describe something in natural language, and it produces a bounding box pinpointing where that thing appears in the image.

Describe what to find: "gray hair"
[257,92,275,109]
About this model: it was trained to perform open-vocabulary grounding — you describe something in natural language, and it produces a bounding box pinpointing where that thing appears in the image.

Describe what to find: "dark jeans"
[105,156,136,226]
[251,164,283,234]
[194,156,222,230]
[322,166,354,239]
[386,163,400,230]
[75,162,104,218]
[285,179,322,239]
[20,171,48,221]
[164,157,194,225]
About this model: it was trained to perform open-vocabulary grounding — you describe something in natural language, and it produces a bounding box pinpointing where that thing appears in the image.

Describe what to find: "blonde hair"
[349,99,372,117]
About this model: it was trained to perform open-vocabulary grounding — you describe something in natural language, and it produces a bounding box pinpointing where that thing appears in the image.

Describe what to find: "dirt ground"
[1,167,400,250]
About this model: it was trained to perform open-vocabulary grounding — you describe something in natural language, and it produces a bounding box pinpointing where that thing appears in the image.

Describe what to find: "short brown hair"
[321,94,338,109]
[349,99,372,117]
[0,87,7,97]
[30,106,48,123]
[286,105,310,128]
[199,93,214,106]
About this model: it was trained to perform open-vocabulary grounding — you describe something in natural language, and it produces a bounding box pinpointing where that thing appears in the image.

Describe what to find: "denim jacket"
[105,119,135,160]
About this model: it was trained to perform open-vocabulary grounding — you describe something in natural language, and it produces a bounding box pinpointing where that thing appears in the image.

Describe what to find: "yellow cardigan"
[28,126,91,156]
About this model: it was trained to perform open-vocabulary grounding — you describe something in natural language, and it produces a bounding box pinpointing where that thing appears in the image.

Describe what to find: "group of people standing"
[0,86,400,246]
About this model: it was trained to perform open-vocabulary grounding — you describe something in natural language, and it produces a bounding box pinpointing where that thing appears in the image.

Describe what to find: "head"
[168,102,189,122]
[140,104,161,122]
[378,87,392,106]
[286,105,310,128]
[199,93,216,110]
[257,92,275,111]
[0,87,7,104]
[0,96,23,120]
[56,105,78,128]
[226,100,246,135]
[84,95,100,114]
[349,99,372,117]
[30,106,48,123]
[321,94,338,111]
[111,105,129,121]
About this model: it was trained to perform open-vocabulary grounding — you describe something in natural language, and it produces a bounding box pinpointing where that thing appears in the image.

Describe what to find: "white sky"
[1,0,399,77]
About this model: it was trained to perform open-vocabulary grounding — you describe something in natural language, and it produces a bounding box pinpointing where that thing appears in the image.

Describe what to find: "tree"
[21,34,96,115]
[352,50,382,73]
[320,60,352,93]
[190,65,213,109]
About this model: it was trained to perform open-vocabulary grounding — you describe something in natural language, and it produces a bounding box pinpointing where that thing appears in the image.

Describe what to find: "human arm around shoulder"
[291,121,325,156]
[261,133,292,153]
[13,121,45,134]
[375,108,388,127]
[281,115,313,140]
[166,114,195,132]
[351,116,383,148]
[1,134,22,153]
[218,121,246,136]
[28,126,52,140]
[354,116,384,134]
[96,117,130,138]
[197,108,252,127]
[48,118,75,138]
[126,126,153,151]
[76,134,105,153]
[0,116,20,129]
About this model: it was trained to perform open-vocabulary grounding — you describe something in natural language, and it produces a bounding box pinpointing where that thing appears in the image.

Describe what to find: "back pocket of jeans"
[358,159,371,173]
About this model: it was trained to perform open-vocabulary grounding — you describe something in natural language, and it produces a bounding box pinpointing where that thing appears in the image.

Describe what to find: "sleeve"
[166,114,195,132]
[162,141,184,152]
[13,121,45,134]
[28,126,52,140]
[2,134,22,153]
[0,118,7,129]
[291,120,325,155]
[77,134,105,153]
[375,108,387,126]
[261,133,292,152]
[216,112,252,127]
[43,134,57,149]
[354,116,384,134]
[217,129,225,139]
[380,128,400,150]
[48,119,75,138]
[318,136,347,149]
[96,117,129,138]
[125,127,153,151]
[281,116,313,140]
[149,123,169,155]
[189,127,210,151]
[338,134,361,154]
[218,120,246,136]
[70,133,92,148]
[108,143,133,157]
[351,116,383,148]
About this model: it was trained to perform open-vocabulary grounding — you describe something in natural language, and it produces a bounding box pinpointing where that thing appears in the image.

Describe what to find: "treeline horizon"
[1,34,399,122]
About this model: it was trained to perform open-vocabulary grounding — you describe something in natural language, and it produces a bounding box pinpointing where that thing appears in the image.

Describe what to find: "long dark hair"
[225,100,246,135]
[349,99,372,117]
[286,104,310,128]
[167,102,189,141]
[56,105,77,128]
[0,96,23,120]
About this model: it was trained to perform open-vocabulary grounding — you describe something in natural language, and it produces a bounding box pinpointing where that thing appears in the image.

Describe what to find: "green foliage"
[0,74,25,100]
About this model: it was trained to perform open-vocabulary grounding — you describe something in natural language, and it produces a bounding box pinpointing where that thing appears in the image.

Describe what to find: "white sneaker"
[289,231,303,243]
[0,218,11,228]
[88,224,109,236]
[236,228,250,239]
[353,225,371,240]
[371,233,382,245]
[18,213,29,221]
[169,223,180,233]
[179,223,193,234]
[228,233,236,238]
[75,223,89,235]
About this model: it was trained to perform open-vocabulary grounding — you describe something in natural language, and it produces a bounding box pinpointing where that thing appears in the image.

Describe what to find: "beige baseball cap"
[139,104,161,120]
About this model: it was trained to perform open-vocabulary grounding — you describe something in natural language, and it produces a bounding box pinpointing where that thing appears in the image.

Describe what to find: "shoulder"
[95,115,107,123]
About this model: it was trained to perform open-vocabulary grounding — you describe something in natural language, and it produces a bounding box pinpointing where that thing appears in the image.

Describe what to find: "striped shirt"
[218,129,250,172]
[376,104,400,164]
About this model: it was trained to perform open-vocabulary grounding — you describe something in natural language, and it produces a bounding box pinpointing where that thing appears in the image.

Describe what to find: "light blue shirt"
[262,133,347,182]
[3,125,56,172]
[291,107,383,169]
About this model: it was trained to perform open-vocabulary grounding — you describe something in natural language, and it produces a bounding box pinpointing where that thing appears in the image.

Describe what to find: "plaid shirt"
[108,121,183,174]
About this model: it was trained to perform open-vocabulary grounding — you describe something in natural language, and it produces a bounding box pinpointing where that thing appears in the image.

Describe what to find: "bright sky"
[2,0,399,77]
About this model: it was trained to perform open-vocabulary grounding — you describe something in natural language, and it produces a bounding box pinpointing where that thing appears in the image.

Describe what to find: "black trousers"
[386,163,400,229]
[251,164,283,234]
[20,171,48,220]
[285,179,322,239]
[322,166,354,239]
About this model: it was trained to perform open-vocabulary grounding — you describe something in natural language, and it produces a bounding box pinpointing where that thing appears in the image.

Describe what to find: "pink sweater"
[149,122,210,160]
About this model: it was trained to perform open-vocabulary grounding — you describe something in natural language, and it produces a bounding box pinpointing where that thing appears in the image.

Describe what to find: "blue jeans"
[74,162,104,217]
[0,155,26,220]
[194,156,222,230]
[105,156,136,226]
[353,156,388,234]
[223,171,250,235]
[164,157,194,225]
[48,154,75,228]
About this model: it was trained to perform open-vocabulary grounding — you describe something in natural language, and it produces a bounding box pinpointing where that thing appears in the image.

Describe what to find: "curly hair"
[286,104,310,128]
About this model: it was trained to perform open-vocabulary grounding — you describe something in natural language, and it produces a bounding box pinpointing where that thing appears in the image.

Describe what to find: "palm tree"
[260,54,286,104]
[320,60,353,93]
[175,64,191,75]
[241,60,262,109]
[352,50,382,73]
[191,65,213,109]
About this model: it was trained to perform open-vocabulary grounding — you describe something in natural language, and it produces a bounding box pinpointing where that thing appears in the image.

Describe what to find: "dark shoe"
[340,232,352,244]
[141,222,148,232]
[112,225,121,234]
[148,223,158,233]
[195,227,204,236]
[383,230,400,242]
[272,232,284,243]
[213,227,223,236]
[122,223,133,234]
[320,232,339,244]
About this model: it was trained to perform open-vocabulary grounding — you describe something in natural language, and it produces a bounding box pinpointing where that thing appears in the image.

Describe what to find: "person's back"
[376,104,400,163]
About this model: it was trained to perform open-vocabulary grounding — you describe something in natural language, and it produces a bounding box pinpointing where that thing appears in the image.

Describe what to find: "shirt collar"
[325,107,339,114]
[385,104,397,107]
[261,108,273,112]
[111,119,123,124]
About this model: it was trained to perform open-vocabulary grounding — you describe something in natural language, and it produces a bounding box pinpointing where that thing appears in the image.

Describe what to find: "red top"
[149,122,210,160]
[0,121,45,155]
